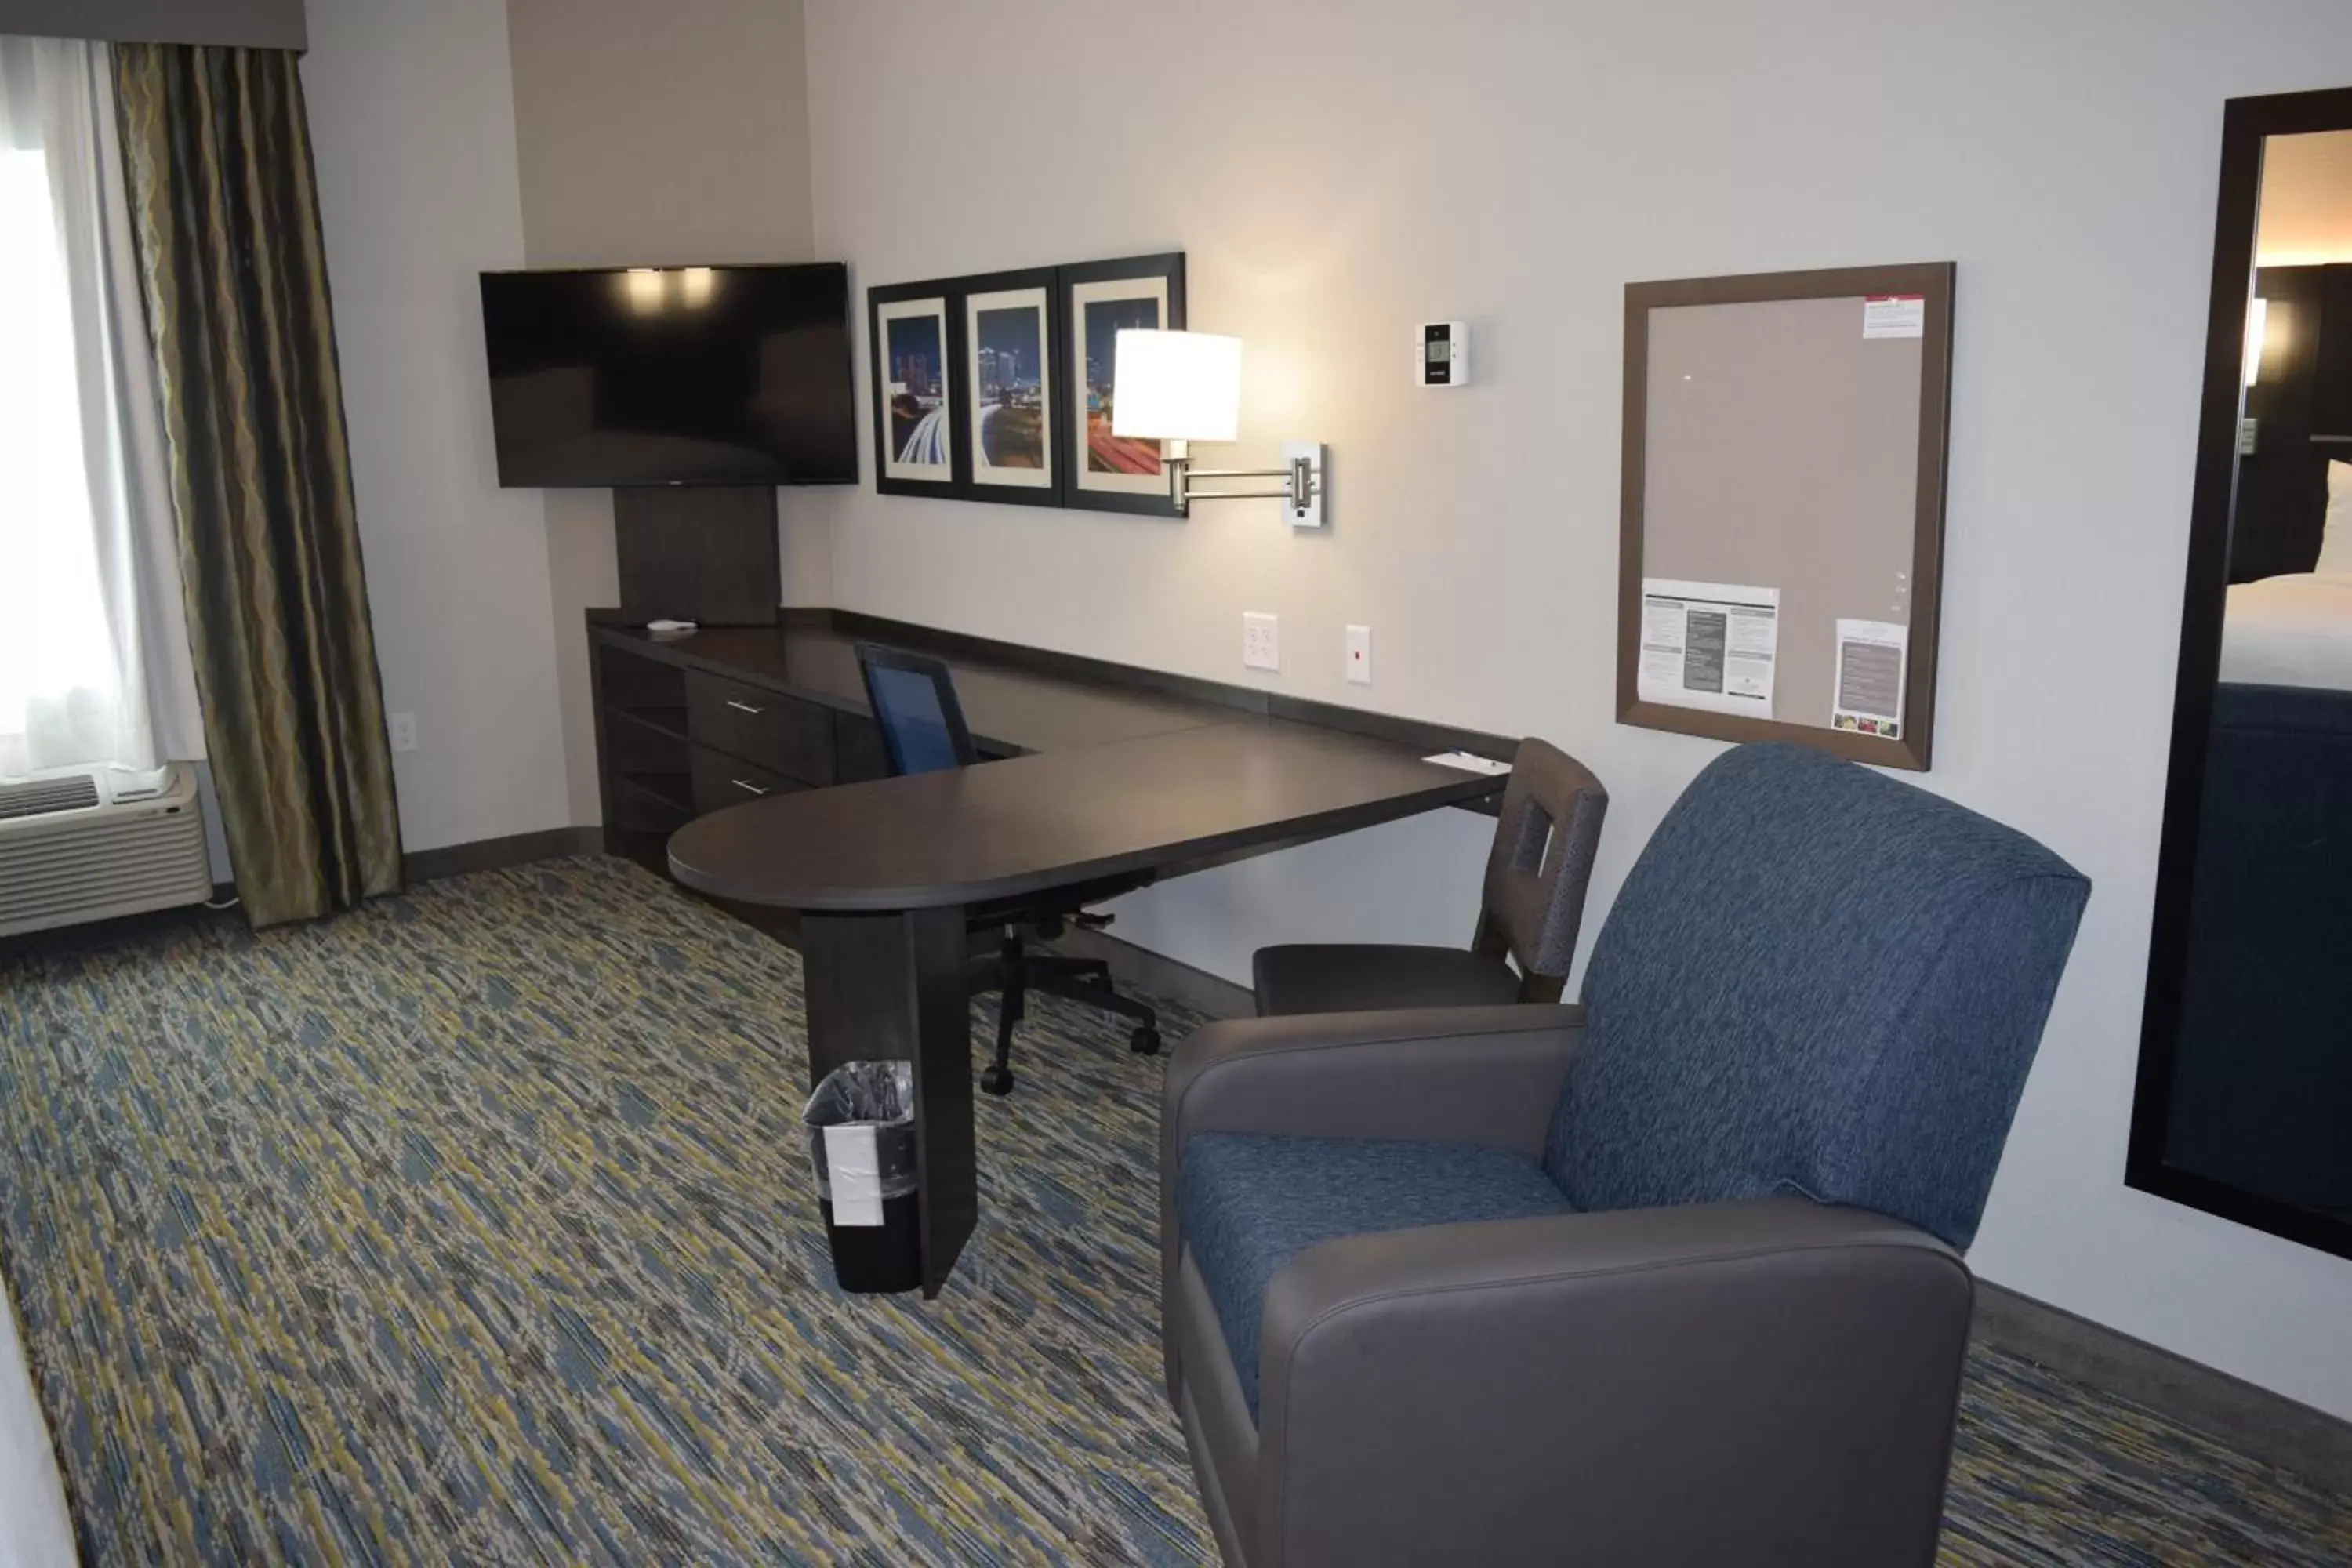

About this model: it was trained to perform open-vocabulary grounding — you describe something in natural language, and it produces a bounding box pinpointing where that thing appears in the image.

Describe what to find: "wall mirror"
[2133,85,2352,1259]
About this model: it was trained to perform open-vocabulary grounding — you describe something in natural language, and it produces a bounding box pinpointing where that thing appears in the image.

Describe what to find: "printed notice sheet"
[1863,294,1926,339]
[1638,579,1779,717]
[1831,619,1908,739]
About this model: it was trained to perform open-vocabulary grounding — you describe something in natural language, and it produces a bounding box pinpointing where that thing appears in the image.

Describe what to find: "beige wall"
[800,0,2352,1420]
[304,0,569,855]
[504,0,823,826]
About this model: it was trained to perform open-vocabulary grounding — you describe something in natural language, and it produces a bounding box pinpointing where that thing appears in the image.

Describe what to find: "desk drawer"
[690,744,807,815]
[686,670,833,784]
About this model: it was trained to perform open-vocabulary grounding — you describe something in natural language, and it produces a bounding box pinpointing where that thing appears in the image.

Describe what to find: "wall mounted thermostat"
[1419,321,1469,387]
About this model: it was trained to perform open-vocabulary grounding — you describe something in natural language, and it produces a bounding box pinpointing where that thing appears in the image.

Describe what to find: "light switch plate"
[389,712,419,753]
[1345,624,1372,684]
[2238,417,2259,456]
[1243,612,1279,673]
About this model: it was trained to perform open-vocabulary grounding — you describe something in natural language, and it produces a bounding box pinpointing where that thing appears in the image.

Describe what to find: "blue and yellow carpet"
[0,855,2347,1564]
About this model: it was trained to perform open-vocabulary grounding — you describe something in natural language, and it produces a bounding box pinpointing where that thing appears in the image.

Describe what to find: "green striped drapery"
[111,43,401,927]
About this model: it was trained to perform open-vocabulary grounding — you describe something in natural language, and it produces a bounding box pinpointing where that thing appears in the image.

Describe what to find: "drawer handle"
[725,699,766,716]
[731,778,771,797]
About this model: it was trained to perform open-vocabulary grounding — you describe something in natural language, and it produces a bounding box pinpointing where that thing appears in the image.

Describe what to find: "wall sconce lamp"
[1111,329,1326,527]
[2245,295,2270,389]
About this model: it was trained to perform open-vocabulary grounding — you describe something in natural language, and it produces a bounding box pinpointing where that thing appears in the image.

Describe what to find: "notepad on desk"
[1425,750,1512,776]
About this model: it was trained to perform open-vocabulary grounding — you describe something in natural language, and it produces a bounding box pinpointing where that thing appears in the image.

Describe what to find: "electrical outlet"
[389,712,419,753]
[1242,612,1279,673]
[1345,624,1373,685]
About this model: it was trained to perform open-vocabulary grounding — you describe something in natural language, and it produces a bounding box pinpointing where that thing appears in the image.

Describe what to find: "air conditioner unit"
[0,764,214,939]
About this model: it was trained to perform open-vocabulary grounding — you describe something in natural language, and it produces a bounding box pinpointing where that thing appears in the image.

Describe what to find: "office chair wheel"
[981,1065,1016,1096]
[1129,1025,1161,1057]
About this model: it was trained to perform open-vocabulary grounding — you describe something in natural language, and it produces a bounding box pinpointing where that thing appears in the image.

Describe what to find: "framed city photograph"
[869,284,958,495]
[961,267,1061,506]
[1059,252,1186,517]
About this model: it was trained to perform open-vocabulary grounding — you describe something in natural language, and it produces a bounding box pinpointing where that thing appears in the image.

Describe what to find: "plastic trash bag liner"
[801,1061,916,1226]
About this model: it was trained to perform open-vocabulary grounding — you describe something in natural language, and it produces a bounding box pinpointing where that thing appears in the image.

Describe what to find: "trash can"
[801,1060,922,1294]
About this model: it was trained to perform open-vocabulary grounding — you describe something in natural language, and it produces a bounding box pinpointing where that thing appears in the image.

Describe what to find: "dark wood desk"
[670,720,1503,912]
[669,722,1503,1296]
[586,608,1515,1296]
[603,620,1232,756]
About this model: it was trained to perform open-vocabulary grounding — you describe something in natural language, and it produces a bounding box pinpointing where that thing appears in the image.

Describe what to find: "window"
[0,129,131,775]
[0,36,204,782]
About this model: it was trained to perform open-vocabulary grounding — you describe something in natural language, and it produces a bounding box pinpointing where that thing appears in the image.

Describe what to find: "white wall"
[301,0,569,853]
[803,0,2352,1418]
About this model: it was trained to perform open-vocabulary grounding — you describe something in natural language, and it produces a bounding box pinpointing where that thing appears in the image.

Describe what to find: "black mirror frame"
[2129,83,2352,1263]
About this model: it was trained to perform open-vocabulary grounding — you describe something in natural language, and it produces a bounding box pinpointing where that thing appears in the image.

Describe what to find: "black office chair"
[856,642,1161,1094]
[1250,737,1608,1014]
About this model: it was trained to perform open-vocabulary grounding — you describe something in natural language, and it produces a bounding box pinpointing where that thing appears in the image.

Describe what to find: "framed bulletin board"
[1618,263,1955,770]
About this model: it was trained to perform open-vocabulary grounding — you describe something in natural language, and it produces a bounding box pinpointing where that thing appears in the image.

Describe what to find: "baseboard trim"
[1058,924,2352,1491]
[1044,926,1254,1022]
[1971,1281,2352,1494]
[402,827,603,886]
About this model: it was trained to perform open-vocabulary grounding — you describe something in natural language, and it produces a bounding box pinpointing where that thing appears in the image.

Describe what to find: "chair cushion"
[1549,742,2089,1250]
[1251,943,1523,1016]
[1178,1133,1572,1419]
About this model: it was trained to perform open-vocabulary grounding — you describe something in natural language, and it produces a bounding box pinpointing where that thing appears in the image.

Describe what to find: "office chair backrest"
[1475,739,1609,1000]
[1547,742,2089,1250]
[855,642,978,776]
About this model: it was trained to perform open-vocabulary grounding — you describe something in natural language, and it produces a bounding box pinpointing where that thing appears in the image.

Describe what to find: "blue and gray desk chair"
[855,641,1161,1094]
[1161,742,2089,1568]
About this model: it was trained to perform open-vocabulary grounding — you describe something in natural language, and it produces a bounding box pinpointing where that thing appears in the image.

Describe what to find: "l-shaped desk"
[590,610,1514,1296]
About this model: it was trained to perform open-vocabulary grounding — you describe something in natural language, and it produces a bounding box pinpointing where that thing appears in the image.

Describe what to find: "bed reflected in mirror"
[2136,100,2352,1257]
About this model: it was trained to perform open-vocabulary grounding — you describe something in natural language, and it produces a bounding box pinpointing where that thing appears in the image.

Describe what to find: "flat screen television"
[478,261,856,488]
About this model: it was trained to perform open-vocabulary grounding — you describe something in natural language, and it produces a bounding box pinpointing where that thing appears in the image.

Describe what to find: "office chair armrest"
[1159,1005,1584,1403]
[1250,1198,1970,1568]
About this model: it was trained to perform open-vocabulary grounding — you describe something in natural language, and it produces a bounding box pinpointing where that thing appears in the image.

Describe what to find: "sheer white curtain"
[0,36,202,780]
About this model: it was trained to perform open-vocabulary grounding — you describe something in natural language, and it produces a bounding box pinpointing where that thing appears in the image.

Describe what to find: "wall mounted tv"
[479,261,856,488]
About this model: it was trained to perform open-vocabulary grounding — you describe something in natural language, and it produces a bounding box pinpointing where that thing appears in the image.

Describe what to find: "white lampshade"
[1112,329,1241,443]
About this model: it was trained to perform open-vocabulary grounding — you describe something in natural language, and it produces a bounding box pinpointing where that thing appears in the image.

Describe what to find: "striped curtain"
[110,43,401,927]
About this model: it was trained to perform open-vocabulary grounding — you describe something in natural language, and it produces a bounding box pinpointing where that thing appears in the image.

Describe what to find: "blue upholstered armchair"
[1160,744,2089,1568]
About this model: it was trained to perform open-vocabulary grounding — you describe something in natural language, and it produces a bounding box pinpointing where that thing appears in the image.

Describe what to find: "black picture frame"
[869,279,961,499]
[1057,252,1187,517]
[958,266,1065,509]
[2127,82,2352,1266]
[867,252,1186,515]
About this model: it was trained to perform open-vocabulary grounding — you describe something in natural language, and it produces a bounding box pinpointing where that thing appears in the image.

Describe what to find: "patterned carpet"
[0,855,2343,1565]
